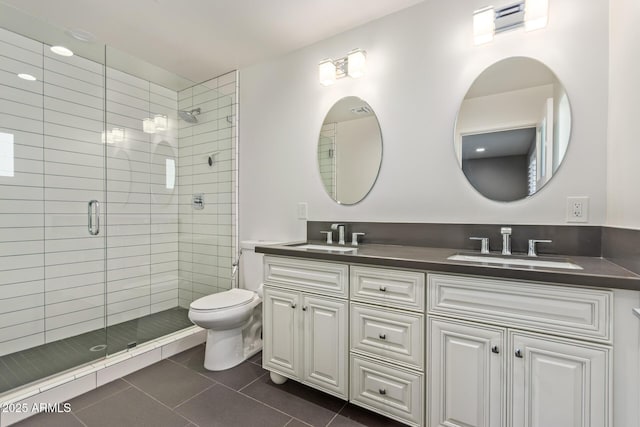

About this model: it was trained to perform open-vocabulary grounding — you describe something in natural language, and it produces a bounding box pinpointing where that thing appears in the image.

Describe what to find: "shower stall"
[0,5,238,395]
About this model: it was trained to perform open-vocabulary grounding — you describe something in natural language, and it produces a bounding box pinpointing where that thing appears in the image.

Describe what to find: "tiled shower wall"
[177,72,238,308]
[318,123,336,199]
[0,26,181,356]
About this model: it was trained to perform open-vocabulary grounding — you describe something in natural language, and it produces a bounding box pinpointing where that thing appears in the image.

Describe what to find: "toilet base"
[202,314,263,371]
[204,328,245,371]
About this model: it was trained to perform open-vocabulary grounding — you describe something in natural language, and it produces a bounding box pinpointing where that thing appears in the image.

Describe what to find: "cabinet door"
[302,295,348,398]
[428,317,506,427]
[510,332,610,427]
[263,287,301,379]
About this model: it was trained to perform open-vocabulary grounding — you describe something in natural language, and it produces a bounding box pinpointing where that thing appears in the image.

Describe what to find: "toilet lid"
[190,288,256,311]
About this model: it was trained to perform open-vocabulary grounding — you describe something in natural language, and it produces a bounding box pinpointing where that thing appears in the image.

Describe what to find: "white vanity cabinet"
[349,265,426,427]
[427,273,613,427]
[262,256,349,399]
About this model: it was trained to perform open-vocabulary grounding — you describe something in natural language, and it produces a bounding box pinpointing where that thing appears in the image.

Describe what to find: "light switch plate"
[297,202,308,220]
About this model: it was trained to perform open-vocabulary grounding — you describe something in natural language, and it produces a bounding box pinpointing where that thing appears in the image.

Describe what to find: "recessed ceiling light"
[17,73,37,81]
[476,147,486,152]
[50,46,74,57]
[67,29,96,43]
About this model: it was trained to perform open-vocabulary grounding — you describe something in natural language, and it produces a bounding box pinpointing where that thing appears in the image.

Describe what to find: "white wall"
[335,116,381,204]
[607,0,640,229]
[239,0,609,241]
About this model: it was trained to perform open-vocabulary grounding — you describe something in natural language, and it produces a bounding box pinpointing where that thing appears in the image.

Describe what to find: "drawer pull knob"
[379,333,386,340]
[491,346,499,354]
[515,349,523,358]
[302,306,307,311]
[378,388,386,395]
[291,303,297,309]
[379,286,387,292]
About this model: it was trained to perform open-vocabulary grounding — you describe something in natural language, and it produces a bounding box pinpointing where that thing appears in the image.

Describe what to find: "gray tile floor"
[15,345,406,427]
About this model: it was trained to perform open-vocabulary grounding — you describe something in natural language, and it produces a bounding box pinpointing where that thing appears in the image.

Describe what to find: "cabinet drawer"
[350,355,423,427]
[264,256,348,297]
[350,266,424,311]
[428,273,613,342]
[350,303,423,370]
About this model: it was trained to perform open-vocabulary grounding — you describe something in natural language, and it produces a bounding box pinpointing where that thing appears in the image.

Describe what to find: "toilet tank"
[239,241,281,293]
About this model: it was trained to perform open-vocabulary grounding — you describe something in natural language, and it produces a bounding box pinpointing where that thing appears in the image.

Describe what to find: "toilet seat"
[190,288,257,312]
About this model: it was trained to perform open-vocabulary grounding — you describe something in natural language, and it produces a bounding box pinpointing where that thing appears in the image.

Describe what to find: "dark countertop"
[256,242,640,291]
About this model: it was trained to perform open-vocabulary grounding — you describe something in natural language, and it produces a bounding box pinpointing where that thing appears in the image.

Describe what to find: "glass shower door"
[0,23,108,394]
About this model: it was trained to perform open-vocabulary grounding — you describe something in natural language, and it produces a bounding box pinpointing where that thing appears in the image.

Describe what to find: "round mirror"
[454,57,572,202]
[318,97,382,205]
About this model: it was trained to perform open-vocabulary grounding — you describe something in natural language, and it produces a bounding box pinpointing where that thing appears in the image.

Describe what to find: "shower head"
[178,108,201,123]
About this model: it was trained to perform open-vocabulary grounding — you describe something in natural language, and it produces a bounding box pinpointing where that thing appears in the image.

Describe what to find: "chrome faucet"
[501,227,512,255]
[331,223,346,245]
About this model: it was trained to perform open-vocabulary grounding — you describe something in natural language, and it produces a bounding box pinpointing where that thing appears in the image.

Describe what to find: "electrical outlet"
[297,202,308,220]
[566,196,589,223]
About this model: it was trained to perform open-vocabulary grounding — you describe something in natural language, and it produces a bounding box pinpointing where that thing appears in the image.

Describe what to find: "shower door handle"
[88,200,100,235]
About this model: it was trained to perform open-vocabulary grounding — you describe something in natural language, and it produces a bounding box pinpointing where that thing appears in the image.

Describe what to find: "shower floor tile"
[0,307,193,395]
[15,348,406,427]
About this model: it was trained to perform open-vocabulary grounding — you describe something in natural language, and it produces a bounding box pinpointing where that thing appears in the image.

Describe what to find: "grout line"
[122,376,212,417]
[325,401,348,426]
[171,382,216,411]
[70,410,89,427]
[72,382,132,414]
[236,371,267,393]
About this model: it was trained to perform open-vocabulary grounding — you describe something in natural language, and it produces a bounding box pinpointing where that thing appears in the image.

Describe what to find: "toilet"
[188,240,278,371]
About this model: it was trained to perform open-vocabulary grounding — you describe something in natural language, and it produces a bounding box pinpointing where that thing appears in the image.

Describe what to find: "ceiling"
[462,127,536,160]
[1,0,423,87]
[465,57,558,99]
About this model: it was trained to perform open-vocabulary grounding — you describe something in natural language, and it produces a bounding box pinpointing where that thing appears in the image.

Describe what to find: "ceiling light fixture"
[318,48,367,86]
[50,45,74,57]
[17,73,37,81]
[473,0,549,45]
[67,29,96,43]
[476,147,486,152]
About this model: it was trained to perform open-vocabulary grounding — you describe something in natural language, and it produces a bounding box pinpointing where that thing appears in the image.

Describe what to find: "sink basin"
[292,244,357,253]
[447,254,583,270]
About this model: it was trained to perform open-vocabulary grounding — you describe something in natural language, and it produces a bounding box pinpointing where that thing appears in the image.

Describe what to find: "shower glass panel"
[0,13,108,394]
[104,47,193,353]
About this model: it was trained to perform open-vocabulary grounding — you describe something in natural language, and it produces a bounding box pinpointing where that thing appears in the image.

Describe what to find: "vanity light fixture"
[473,0,549,45]
[153,114,168,131]
[111,128,124,142]
[476,147,486,152]
[50,45,74,57]
[318,48,367,86]
[142,118,156,134]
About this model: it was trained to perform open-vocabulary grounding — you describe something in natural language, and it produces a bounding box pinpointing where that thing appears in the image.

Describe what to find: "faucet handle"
[469,237,490,254]
[528,239,552,257]
[320,231,333,244]
[351,232,365,246]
